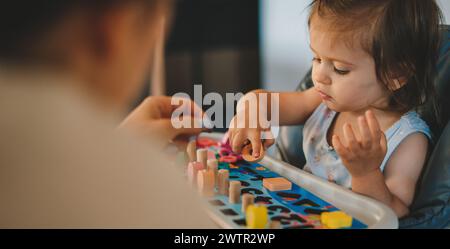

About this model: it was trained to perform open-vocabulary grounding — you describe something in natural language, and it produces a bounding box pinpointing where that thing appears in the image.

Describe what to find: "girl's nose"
[312,64,332,85]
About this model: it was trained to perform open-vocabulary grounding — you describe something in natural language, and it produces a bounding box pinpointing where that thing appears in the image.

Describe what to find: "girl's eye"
[334,67,350,75]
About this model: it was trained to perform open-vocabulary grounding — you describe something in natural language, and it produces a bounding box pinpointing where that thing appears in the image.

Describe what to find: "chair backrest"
[399,25,450,229]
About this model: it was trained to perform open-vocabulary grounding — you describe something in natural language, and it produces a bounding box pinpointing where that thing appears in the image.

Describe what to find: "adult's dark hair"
[308,0,443,120]
[0,1,172,63]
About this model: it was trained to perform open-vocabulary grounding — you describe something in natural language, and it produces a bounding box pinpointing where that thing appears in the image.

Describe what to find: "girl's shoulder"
[379,111,431,172]
[392,111,432,141]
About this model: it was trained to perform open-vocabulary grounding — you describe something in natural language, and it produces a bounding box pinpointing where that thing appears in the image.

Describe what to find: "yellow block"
[321,211,353,229]
[246,205,268,229]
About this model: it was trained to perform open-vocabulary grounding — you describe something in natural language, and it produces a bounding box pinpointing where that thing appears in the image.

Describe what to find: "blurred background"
[137,0,450,130]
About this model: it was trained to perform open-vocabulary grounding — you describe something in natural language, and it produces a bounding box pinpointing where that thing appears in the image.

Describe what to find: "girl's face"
[309,17,391,113]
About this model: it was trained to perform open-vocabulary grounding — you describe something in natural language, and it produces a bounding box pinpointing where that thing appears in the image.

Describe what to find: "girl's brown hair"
[308,0,443,118]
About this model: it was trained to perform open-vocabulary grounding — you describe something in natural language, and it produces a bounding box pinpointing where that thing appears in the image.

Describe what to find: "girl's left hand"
[332,110,388,179]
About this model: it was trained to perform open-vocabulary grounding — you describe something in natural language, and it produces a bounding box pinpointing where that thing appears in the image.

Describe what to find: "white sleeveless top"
[302,103,432,189]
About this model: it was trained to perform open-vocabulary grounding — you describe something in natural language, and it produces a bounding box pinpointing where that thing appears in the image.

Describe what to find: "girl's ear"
[388,77,407,91]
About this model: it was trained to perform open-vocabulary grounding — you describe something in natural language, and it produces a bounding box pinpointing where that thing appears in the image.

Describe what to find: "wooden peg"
[229,180,241,204]
[207,159,218,187]
[217,169,229,196]
[197,149,208,169]
[187,162,204,185]
[241,143,265,163]
[186,140,197,162]
[269,220,281,229]
[197,169,215,197]
[241,193,255,213]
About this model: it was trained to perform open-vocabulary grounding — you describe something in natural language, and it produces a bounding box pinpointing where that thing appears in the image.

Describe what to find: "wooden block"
[186,140,197,162]
[217,169,229,195]
[229,180,241,204]
[187,162,204,185]
[246,204,268,229]
[241,143,265,163]
[207,159,219,187]
[321,211,352,229]
[269,220,281,229]
[241,193,255,213]
[262,177,292,192]
[197,149,208,169]
[197,169,215,197]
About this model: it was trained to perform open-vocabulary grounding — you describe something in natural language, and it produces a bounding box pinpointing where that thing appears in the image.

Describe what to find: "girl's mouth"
[316,89,332,100]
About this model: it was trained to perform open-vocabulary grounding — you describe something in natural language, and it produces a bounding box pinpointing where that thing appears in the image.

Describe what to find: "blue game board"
[199,140,367,229]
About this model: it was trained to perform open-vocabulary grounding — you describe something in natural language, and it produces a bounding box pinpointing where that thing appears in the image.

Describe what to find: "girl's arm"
[332,110,429,217]
[238,87,322,126]
[228,87,321,154]
[351,133,428,217]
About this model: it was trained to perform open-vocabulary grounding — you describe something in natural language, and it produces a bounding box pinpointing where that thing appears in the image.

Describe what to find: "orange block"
[263,177,292,191]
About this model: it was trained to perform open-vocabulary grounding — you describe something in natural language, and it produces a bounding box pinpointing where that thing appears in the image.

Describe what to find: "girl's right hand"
[228,92,275,157]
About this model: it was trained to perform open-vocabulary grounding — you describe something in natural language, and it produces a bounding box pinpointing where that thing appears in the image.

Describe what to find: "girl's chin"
[322,99,340,111]
[323,101,354,113]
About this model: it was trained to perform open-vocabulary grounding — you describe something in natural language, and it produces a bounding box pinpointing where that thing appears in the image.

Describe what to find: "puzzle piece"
[321,211,353,229]
[246,204,268,229]
[197,137,217,148]
[263,177,292,191]
[219,155,238,163]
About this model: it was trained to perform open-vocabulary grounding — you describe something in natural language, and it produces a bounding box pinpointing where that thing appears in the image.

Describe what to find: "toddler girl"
[228,0,443,217]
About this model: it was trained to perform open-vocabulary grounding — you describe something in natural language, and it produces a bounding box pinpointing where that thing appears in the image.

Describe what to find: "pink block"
[219,155,238,163]
[207,150,216,160]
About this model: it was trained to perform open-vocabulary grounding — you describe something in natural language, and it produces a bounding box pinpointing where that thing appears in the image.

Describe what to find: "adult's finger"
[158,118,207,141]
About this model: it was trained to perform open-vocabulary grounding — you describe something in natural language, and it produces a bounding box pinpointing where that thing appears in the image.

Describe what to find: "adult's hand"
[119,96,208,149]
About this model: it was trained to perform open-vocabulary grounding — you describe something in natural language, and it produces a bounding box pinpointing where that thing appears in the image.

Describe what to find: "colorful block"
[246,204,268,229]
[207,150,216,160]
[321,211,353,229]
[263,177,292,191]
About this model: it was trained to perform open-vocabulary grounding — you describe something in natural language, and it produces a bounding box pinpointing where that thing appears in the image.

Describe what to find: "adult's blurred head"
[0,1,173,109]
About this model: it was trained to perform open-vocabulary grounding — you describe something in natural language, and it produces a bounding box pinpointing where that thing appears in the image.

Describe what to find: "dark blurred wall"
[165,0,261,130]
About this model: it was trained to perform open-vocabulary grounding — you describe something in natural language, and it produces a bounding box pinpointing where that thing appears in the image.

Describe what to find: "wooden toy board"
[193,134,362,229]
[195,133,398,229]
